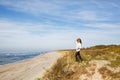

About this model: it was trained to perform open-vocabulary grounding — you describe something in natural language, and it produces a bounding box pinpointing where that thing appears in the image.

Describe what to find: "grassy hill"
[39,45,120,80]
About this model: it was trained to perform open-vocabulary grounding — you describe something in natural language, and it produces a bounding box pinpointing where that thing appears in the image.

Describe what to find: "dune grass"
[39,45,120,80]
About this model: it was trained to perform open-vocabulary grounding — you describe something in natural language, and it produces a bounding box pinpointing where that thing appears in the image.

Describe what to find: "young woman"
[75,38,83,62]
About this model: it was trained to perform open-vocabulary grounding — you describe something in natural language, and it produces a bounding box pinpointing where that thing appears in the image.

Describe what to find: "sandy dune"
[0,51,61,80]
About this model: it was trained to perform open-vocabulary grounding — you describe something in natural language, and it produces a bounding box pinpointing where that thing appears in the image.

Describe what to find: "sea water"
[0,51,46,65]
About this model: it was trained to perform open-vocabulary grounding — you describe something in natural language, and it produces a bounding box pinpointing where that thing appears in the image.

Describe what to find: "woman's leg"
[78,51,83,61]
[75,52,79,61]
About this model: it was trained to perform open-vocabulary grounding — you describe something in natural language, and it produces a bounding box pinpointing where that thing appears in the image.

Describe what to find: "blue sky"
[0,0,120,52]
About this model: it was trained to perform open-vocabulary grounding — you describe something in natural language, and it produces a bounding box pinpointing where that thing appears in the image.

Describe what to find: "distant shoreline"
[0,53,43,67]
[0,51,48,66]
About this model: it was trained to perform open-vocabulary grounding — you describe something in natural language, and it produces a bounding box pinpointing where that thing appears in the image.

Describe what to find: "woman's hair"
[76,38,82,44]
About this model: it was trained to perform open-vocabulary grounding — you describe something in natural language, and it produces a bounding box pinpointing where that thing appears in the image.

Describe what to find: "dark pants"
[75,51,83,61]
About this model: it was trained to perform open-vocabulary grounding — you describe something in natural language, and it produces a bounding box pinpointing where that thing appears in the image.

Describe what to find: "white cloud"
[0,0,113,22]
[109,2,120,8]
[0,19,77,51]
[85,23,120,29]
[0,19,120,52]
[91,0,120,9]
[0,0,62,16]
[74,11,111,21]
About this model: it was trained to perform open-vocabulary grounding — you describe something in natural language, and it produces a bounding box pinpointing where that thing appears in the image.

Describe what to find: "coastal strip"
[0,51,61,80]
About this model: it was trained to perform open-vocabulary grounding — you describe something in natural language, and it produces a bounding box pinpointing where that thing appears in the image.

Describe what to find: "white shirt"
[76,42,82,52]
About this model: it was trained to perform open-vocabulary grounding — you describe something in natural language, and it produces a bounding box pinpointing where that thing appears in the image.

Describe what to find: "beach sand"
[0,51,61,80]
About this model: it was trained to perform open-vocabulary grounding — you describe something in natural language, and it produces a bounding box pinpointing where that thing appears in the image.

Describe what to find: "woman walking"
[75,38,83,62]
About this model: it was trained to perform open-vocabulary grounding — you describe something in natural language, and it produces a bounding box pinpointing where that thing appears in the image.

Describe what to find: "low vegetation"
[39,45,120,80]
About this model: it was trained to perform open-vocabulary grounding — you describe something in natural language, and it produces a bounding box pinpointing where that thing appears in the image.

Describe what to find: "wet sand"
[0,51,61,80]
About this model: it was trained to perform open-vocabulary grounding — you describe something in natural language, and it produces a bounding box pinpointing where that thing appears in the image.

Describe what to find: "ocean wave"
[0,52,44,65]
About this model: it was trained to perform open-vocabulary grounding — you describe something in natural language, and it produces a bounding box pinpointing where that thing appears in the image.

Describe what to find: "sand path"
[0,51,61,80]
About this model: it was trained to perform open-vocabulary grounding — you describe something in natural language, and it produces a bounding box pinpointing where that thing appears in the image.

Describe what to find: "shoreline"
[0,51,50,66]
[0,53,44,67]
[0,51,61,80]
